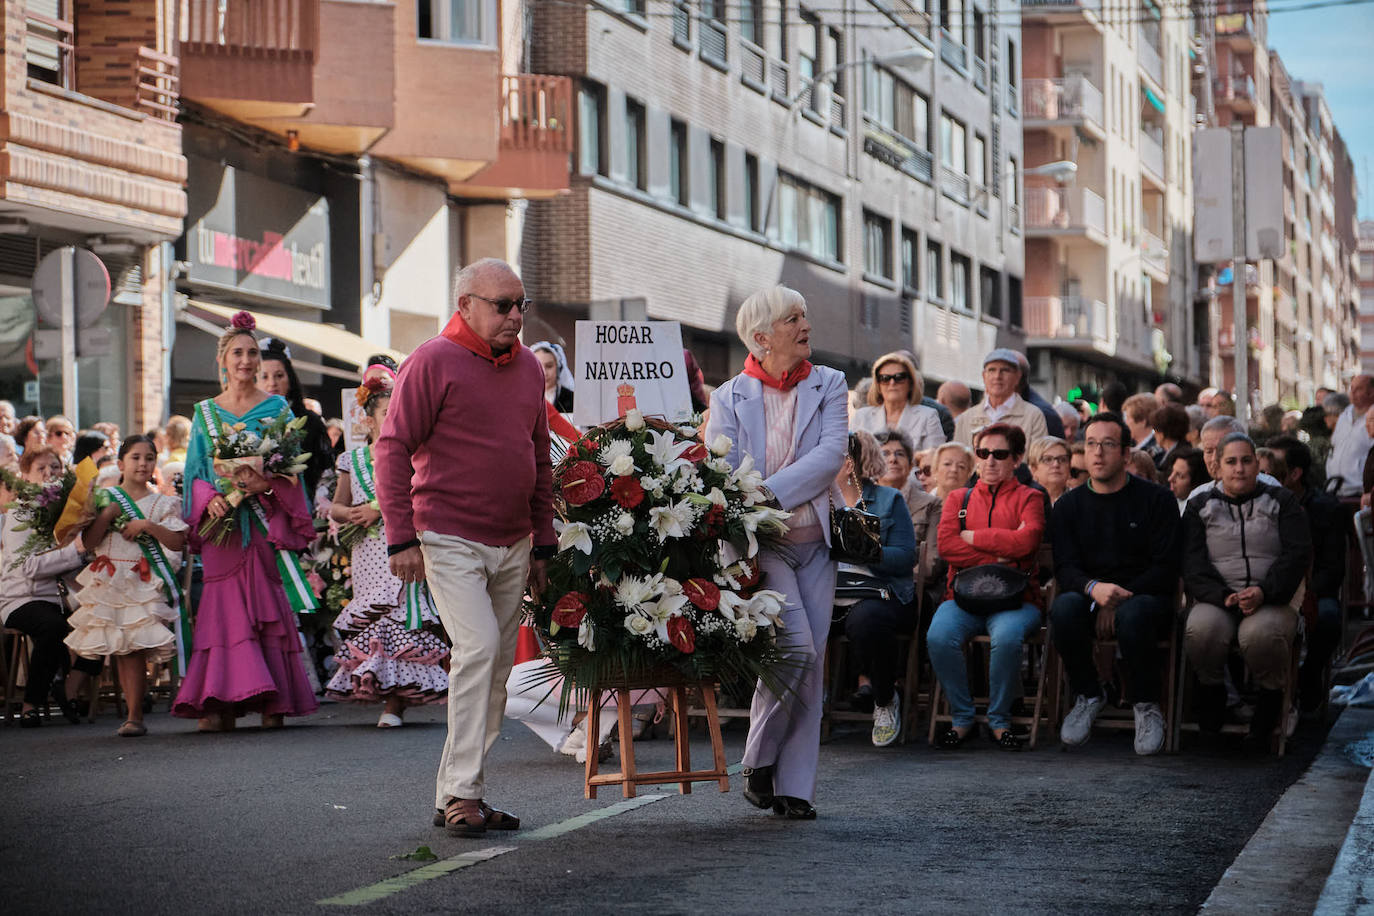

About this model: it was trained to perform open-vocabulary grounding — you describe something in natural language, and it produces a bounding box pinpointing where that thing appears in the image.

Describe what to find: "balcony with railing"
[459,75,574,198]
[739,39,790,101]
[1215,11,1259,50]
[875,0,933,38]
[940,166,971,203]
[1214,74,1257,113]
[863,121,934,183]
[1024,186,1108,241]
[1139,128,1165,187]
[1024,296,1111,349]
[1142,229,1167,276]
[1022,76,1104,137]
[1137,28,1163,87]
[700,18,728,66]
[939,29,967,70]
[1020,0,1102,24]
[179,0,318,112]
[973,57,988,92]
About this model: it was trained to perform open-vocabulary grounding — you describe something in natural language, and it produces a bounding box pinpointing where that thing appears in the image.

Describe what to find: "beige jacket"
[953,393,1049,446]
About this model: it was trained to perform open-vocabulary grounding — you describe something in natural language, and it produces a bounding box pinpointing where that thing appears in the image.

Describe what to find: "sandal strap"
[444,797,486,828]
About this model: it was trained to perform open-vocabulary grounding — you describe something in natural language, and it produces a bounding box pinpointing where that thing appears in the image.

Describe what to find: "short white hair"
[452,257,519,307]
[735,286,806,359]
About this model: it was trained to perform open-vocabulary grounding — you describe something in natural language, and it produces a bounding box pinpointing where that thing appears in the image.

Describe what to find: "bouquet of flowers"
[309,535,352,618]
[91,487,130,532]
[1,465,79,570]
[199,410,313,545]
[525,409,794,709]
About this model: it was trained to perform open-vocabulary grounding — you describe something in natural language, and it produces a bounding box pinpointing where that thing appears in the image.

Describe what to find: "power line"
[532,0,1374,29]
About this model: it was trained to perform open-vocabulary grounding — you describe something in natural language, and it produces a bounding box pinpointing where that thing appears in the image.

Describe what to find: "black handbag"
[830,475,882,565]
[950,487,1029,616]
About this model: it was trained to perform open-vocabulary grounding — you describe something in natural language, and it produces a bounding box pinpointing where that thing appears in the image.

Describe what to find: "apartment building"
[0,0,186,432]
[521,0,1024,388]
[1360,221,1374,373]
[1019,0,1199,401]
[165,0,573,413]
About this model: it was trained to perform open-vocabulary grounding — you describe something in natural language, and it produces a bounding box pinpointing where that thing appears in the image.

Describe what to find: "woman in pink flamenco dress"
[172,311,320,731]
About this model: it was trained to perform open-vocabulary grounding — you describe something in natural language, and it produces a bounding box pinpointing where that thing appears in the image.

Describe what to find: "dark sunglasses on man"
[974,447,1013,461]
[469,293,533,315]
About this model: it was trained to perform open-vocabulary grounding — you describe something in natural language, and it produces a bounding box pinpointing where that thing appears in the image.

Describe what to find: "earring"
[220,367,228,384]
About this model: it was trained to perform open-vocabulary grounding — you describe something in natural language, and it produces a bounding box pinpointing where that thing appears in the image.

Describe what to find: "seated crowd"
[836,346,1343,755]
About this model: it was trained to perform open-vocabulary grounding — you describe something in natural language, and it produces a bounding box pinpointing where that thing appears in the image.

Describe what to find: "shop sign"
[183,157,331,309]
[573,321,692,426]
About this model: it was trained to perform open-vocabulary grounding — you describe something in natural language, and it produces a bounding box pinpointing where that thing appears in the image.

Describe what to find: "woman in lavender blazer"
[706,286,848,820]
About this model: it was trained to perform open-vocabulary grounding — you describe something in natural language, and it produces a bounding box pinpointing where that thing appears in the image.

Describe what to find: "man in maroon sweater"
[374,258,556,838]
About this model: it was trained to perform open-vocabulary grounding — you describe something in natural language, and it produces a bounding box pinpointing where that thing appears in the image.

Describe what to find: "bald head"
[1155,383,1183,406]
[937,380,972,417]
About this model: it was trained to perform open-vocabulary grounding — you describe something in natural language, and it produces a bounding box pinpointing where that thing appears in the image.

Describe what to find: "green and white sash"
[350,446,377,503]
[107,486,191,675]
[246,497,318,614]
[404,581,432,632]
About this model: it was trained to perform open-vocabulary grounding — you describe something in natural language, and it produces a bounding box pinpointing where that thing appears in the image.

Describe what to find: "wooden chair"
[821,628,924,744]
[1061,621,1181,753]
[926,624,1060,749]
[3,627,29,725]
[1173,606,1303,757]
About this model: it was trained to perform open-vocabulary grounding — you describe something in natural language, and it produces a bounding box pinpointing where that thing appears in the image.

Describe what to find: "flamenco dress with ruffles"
[64,490,185,660]
[172,395,320,719]
[325,447,449,704]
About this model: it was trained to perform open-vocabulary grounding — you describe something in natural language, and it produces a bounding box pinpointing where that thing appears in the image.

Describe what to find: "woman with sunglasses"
[851,352,945,451]
[927,423,1046,751]
[1029,436,1072,506]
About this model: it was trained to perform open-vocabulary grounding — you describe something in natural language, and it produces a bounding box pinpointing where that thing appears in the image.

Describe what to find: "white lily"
[747,589,787,629]
[715,589,752,621]
[644,429,692,471]
[727,454,768,505]
[578,618,596,650]
[739,505,791,557]
[557,521,594,555]
[649,499,696,541]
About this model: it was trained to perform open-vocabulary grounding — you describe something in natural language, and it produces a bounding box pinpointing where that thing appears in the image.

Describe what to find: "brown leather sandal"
[480,801,520,831]
[443,797,487,837]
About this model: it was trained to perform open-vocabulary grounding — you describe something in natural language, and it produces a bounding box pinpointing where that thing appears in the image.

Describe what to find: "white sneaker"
[1060,693,1107,746]
[558,721,587,757]
[376,712,403,728]
[1133,702,1167,756]
[872,695,900,747]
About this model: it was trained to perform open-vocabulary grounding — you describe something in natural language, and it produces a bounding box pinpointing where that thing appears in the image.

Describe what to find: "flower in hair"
[230,311,256,331]
[355,372,393,407]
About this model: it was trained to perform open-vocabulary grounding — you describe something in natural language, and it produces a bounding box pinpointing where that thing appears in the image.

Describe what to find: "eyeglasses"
[876,372,910,385]
[975,448,1013,461]
[1039,454,1070,466]
[1084,439,1120,452]
[468,293,533,315]
[916,466,932,476]
[1070,468,1089,479]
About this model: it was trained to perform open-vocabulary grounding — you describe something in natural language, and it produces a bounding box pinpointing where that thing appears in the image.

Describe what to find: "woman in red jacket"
[928,423,1046,750]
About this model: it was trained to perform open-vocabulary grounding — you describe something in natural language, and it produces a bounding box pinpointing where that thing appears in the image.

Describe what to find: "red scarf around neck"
[744,353,812,391]
[440,311,522,367]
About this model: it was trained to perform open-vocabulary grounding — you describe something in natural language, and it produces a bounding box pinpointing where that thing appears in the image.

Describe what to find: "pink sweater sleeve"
[373,352,440,546]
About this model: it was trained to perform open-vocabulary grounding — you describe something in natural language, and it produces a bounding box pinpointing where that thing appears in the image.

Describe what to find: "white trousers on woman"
[742,540,836,802]
[420,530,530,806]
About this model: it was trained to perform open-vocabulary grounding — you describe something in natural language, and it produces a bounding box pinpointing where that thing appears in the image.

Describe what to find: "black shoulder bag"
[950,487,1030,615]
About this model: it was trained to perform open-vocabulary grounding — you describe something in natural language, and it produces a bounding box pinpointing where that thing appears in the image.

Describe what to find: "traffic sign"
[32,326,112,360]
[32,247,110,329]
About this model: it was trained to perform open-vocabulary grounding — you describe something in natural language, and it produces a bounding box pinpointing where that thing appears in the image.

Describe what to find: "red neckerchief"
[743,353,813,391]
[440,311,521,367]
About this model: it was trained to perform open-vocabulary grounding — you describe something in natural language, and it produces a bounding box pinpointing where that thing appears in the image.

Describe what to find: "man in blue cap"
[953,348,1049,446]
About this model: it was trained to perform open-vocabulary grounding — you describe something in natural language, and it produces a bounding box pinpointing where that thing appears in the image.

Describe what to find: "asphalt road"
[0,702,1331,915]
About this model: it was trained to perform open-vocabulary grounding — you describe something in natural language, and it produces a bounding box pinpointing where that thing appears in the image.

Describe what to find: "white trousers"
[420,531,530,805]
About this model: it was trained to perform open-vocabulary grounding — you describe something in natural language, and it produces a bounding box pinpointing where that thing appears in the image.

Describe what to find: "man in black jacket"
[1182,432,1312,744]
[1050,412,1182,755]
[1268,435,1345,712]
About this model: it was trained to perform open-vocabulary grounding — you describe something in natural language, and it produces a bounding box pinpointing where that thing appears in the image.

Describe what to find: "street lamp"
[1015,160,1078,184]
[786,45,935,113]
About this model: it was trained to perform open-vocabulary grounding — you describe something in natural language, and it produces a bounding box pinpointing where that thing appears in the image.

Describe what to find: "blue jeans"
[927,599,1042,732]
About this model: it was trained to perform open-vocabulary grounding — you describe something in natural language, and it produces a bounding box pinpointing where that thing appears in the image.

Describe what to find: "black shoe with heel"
[772,796,818,820]
[742,764,775,809]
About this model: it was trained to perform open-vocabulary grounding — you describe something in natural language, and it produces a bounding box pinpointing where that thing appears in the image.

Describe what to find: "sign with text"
[342,389,369,453]
[573,321,692,427]
[182,156,331,309]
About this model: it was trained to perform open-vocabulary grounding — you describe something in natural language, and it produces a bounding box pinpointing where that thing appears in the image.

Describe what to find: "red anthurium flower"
[683,577,721,611]
[561,461,606,506]
[681,442,709,463]
[667,615,696,654]
[610,476,645,508]
[552,592,590,628]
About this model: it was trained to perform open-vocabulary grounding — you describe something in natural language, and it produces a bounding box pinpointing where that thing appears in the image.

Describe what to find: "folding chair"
[926,624,1060,749]
[821,627,924,744]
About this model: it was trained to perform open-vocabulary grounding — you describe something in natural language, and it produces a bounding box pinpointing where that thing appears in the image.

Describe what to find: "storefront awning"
[1143,86,1166,114]
[181,301,405,381]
